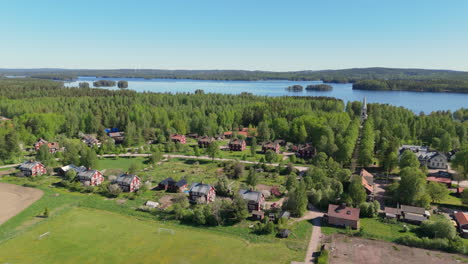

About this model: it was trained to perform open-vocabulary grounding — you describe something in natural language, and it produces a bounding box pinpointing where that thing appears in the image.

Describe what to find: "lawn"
[96,157,147,171]
[0,207,307,264]
[436,193,468,210]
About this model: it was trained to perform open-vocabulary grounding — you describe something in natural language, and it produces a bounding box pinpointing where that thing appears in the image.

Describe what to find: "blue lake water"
[65,77,468,113]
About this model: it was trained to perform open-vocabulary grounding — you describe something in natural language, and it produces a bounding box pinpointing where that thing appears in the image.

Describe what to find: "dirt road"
[303,210,324,263]
[0,183,43,225]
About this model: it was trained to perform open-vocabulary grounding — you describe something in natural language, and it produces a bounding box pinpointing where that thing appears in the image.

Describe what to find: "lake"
[64,77,468,113]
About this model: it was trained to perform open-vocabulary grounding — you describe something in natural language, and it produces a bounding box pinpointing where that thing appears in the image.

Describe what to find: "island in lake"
[93,80,116,87]
[286,85,303,92]
[305,84,333,91]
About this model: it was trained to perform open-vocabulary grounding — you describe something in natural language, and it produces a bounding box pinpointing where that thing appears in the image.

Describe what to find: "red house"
[360,169,374,199]
[228,138,246,151]
[189,183,216,204]
[114,173,141,192]
[294,144,316,159]
[198,136,215,148]
[326,204,360,229]
[171,134,186,144]
[34,138,60,153]
[18,161,47,176]
[454,212,468,238]
[76,169,104,186]
[239,189,265,212]
[262,141,280,154]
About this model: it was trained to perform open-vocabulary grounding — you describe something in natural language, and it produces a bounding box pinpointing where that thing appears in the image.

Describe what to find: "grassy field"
[96,156,147,171]
[0,207,307,264]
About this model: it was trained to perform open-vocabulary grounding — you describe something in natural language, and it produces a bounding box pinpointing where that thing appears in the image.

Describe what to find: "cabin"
[81,134,101,147]
[198,136,215,148]
[76,169,104,186]
[170,134,186,144]
[360,169,374,200]
[34,138,61,153]
[294,144,316,159]
[326,204,360,229]
[262,141,280,154]
[158,177,188,192]
[454,212,468,238]
[59,164,87,176]
[18,161,46,176]
[239,189,265,212]
[189,183,216,204]
[228,138,246,151]
[114,173,140,192]
[108,132,125,144]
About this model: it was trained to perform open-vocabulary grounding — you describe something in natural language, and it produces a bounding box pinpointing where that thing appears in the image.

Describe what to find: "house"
[114,173,140,192]
[198,136,215,148]
[239,189,265,212]
[426,176,452,187]
[34,138,60,153]
[170,134,186,144]
[224,128,257,138]
[454,212,468,238]
[386,205,430,224]
[294,144,316,158]
[360,169,374,200]
[398,145,448,169]
[262,141,280,154]
[81,134,101,147]
[228,138,246,151]
[76,169,104,186]
[59,164,87,176]
[108,132,125,144]
[18,161,46,176]
[188,183,216,204]
[158,177,188,192]
[326,204,360,229]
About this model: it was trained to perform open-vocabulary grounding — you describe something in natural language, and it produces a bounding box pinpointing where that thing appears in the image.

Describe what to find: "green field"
[96,157,147,171]
[0,207,306,264]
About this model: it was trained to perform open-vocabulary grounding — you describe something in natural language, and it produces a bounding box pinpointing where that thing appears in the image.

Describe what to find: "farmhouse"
[81,134,101,147]
[261,141,280,154]
[76,169,104,186]
[294,144,316,158]
[34,138,61,153]
[239,189,265,212]
[360,169,374,200]
[158,177,188,192]
[454,212,468,238]
[228,138,246,151]
[170,134,186,144]
[326,204,360,229]
[18,161,46,176]
[189,183,216,204]
[198,136,215,148]
[114,173,141,192]
[59,164,87,176]
[108,132,125,144]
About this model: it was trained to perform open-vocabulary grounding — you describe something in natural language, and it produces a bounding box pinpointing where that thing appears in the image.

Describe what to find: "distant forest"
[2,67,468,93]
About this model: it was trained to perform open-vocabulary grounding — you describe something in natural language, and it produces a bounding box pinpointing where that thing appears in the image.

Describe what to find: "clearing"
[0,207,306,264]
[328,234,468,264]
[0,183,43,225]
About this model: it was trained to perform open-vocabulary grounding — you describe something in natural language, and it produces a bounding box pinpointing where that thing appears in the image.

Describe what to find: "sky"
[1,0,468,71]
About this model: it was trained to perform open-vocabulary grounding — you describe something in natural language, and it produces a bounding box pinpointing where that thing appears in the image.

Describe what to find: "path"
[303,210,324,263]
[99,153,310,172]
[0,163,20,169]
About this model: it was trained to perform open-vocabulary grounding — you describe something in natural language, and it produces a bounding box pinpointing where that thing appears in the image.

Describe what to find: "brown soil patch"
[255,184,272,191]
[0,183,44,225]
[159,194,176,209]
[328,234,467,264]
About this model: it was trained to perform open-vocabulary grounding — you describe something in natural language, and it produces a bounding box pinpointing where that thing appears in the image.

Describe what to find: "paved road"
[99,153,310,172]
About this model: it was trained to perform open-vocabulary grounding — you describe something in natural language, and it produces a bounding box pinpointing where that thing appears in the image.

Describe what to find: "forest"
[353,79,468,93]
[0,78,466,167]
[2,67,468,83]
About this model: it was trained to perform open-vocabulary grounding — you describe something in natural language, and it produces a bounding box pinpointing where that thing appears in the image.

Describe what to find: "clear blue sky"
[2,0,468,71]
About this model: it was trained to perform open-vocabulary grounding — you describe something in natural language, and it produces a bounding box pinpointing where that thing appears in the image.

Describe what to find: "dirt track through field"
[0,183,43,225]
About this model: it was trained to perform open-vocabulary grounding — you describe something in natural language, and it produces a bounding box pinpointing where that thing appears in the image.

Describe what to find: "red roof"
[360,169,373,179]
[426,176,451,185]
[327,204,360,221]
[458,187,465,194]
[171,134,185,140]
[454,212,468,226]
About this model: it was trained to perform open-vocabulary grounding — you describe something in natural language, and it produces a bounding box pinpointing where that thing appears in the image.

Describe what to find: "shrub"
[317,249,329,264]
[107,184,122,197]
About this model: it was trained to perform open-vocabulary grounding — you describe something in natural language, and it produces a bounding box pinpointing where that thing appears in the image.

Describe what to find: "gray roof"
[239,189,262,203]
[61,164,87,173]
[114,173,138,186]
[404,212,427,222]
[401,205,425,215]
[189,183,212,195]
[19,161,43,170]
[77,169,100,180]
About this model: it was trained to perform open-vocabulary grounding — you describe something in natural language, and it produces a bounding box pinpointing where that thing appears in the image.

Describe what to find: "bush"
[317,249,329,264]
[107,184,122,197]
[418,218,456,240]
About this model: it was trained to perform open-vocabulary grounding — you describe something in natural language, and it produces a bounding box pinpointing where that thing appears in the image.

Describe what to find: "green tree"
[285,174,297,192]
[348,177,366,206]
[148,149,163,165]
[65,169,77,181]
[206,141,220,161]
[250,137,257,157]
[246,168,258,188]
[452,150,468,185]
[257,121,271,142]
[231,194,249,222]
[395,167,428,207]
[383,151,398,176]
[426,182,449,203]
[284,181,308,216]
[399,150,420,169]
[264,150,278,163]
[36,144,53,165]
[80,148,97,169]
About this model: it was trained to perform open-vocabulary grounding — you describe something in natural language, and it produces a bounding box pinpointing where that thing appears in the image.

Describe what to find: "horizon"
[2,1,468,71]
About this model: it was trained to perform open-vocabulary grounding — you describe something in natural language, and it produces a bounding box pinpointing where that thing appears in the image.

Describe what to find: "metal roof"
[189,183,212,195]
[239,189,262,203]
[115,173,138,186]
